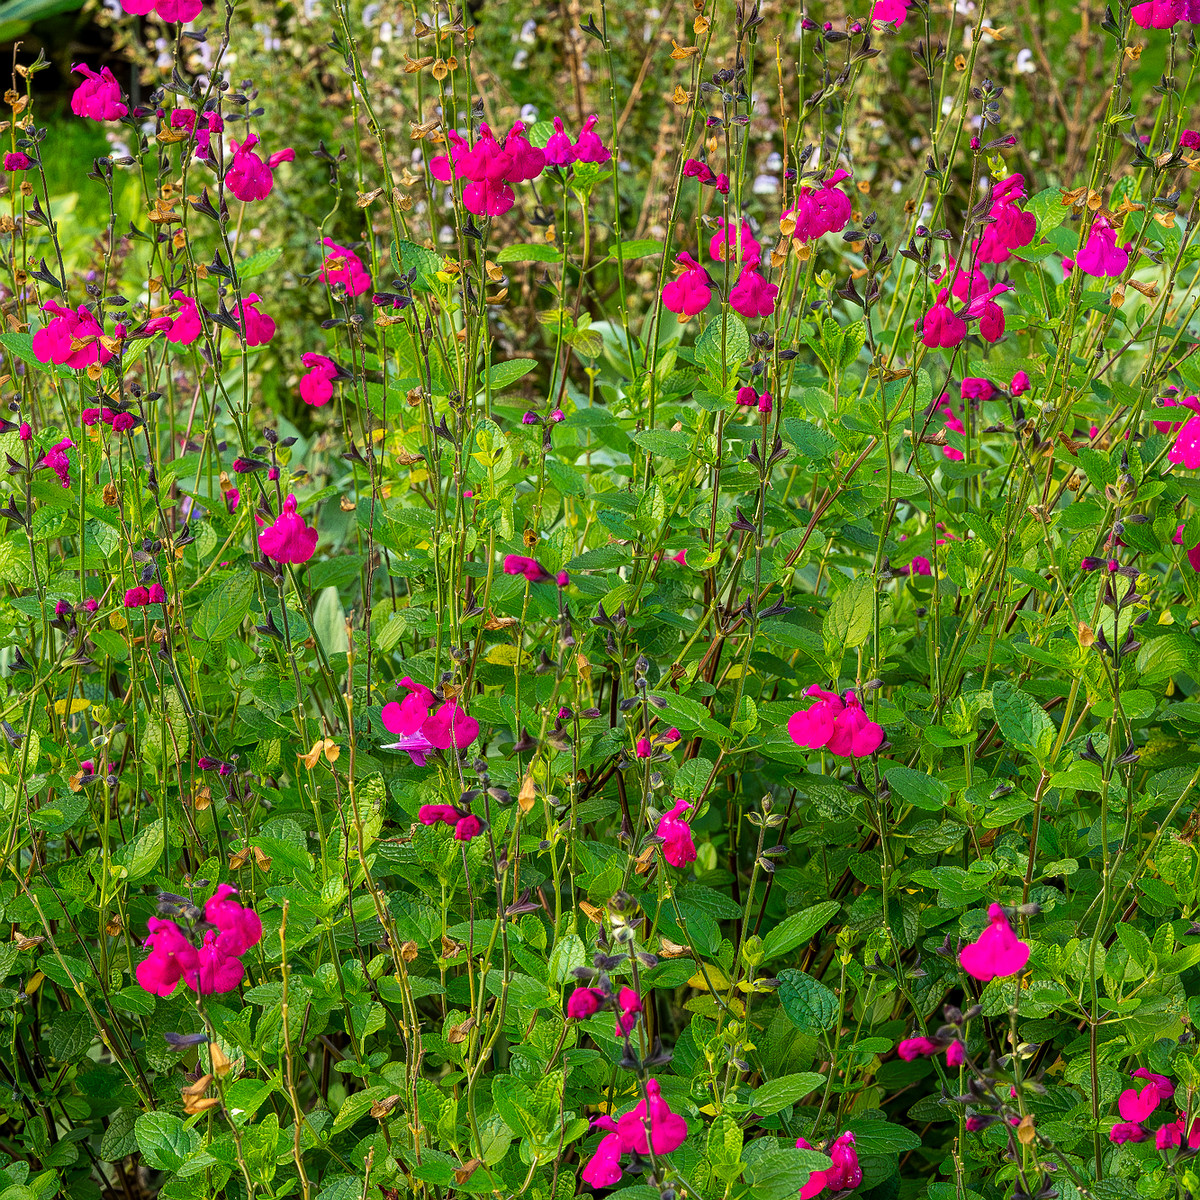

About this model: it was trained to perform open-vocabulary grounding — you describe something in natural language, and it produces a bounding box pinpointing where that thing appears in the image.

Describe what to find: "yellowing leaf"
[687,966,731,992]
[54,698,90,716]
[485,644,525,667]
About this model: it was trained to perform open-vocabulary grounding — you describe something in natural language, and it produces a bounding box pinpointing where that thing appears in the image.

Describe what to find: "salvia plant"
[4,0,1200,1197]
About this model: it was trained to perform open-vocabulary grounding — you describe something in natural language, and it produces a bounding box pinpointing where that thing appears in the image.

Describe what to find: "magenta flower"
[418,804,483,841]
[429,123,546,216]
[736,385,758,407]
[1157,1117,1200,1150]
[1169,415,1200,469]
[1118,1081,1161,1123]
[967,283,1010,344]
[796,1132,862,1200]
[940,400,966,460]
[136,917,199,997]
[959,903,1030,981]
[961,377,995,402]
[70,64,127,122]
[151,0,203,19]
[162,290,202,346]
[205,884,263,957]
[41,438,74,488]
[258,494,318,564]
[827,691,885,757]
[635,737,651,758]
[3,152,32,171]
[709,218,761,270]
[662,252,713,317]
[582,1078,688,1187]
[566,987,606,1019]
[909,555,932,576]
[1132,1068,1175,1103]
[1153,388,1200,433]
[236,294,275,346]
[974,174,1036,264]
[504,554,553,583]
[571,115,612,164]
[946,1040,965,1067]
[788,686,844,749]
[454,813,482,840]
[872,0,909,22]
[1110,1122,1148,1145]
[124,586,150,608]
[381,678,480,766]
[919,290,967,349]
[147,582,166,604]
[32,301,112,369]
[1011,370,1031,396]
[729,269,778,319]
[543,118,576,166]
[937,258,989,304]
[1076,216,1128,279]
[656,799,696,868]
[897,1036,940,1061]
[789,169,853,243]
[300,353,337,406]
[614,986,642,1036]
[1182,130,1200,151]
[195,111,223,160]
[226,134,294,202]
[1131,0,1181,26]
[318,238,372,298]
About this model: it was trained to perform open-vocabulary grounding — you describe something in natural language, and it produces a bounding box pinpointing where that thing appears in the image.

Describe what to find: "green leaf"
[47,1009,95,1062]
[694,313,749,382]
[992,681,1055,763]
[706,1112,744,1168]
[100,1108,138,1162]
[760,901,840,961]
[486,359,536,390]
[496,242,561,263]
[823,576,874,659]
[395,239,442,290]
[751,1072,825,1115]
[648,692,730,742]
[239,246,283,279]
[886,766,949,812]
[777,969,838,1036]
[0,331,74,380]
[628,429,692,459]
[743,1146,832,1200]
[845,1118,924,1154]
[135,1111,200,1171]
[195,571,254,642]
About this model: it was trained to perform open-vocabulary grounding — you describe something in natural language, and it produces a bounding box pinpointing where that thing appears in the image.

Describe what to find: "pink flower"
[1076,216,1128,279]
[656,799,696,868]
[827,690,885,758]
[572,115,612,164]
[897,1036,940,1060]
[419,804,460,826]
[33,301,112,369]
[1110,1122,1147,1144]
[1182,130,1200,151]
[959,903,1031,981]
[946,1039,965,1067]
[1131,0,1181,26]
[736,386,759,407]
[259,494,318,564]
[961,377,994,402]
[614,987,642,1036]
[204,884,263,957]
[1157,1117,1200,1150]
[1169,415,1200,469]
[147,582,166,603]
[919,290,967,349]
[975,175,1036,263]
[937,258,989,304]
[872,0,909,22]
[41,438,74,488]
[504,554,553,583]
[430,122,545,216]
[381,679,479,766]
[709,219,761,270]
[1011,370,1031,396]
[544,118,576,166]
[788,686,845,749]
[1131,1068,1175,1103]
[1118,1081,1161,1123]
[236,294,275,346]
[1153,389,1200,433]
[672,549,687,566]
[124,586,150,608]
[318,238,372,298]
[135,917,198,997]
[758,391,773,414]
[226,134,294,202]
[163,290,202,346]
[967,283,1011,344]
[190,931,246,994]
[729,269,778,319]
[299,353,337,406]
[3,152,32,171]
[152,0,203,20]
[195,111,223,160]
[566,987,606,1019]
[71,64,127,122]
[635,737,651,758]
[454,814,482,840]
[662,252,713,317]
[796,1132,861,1199]
[789,169,853,243]
[581,1133,624,1188]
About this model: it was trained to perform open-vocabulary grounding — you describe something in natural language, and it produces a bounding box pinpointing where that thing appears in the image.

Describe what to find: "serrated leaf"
[760,901,840,960]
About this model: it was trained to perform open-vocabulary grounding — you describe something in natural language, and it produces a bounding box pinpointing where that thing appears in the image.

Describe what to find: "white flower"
[891,179,903,193]
[520,103,539,123]
[1015,47,1036,73]
[753,174,780,194]
[519,18,537,43]
[362,2,381,24]
[766,151,783,172]
[512,49,529,70]
[380,21,393,42]
[438,224,455,244]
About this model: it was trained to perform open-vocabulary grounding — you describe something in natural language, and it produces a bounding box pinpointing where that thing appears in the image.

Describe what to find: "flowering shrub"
[4,0,1200,1198]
